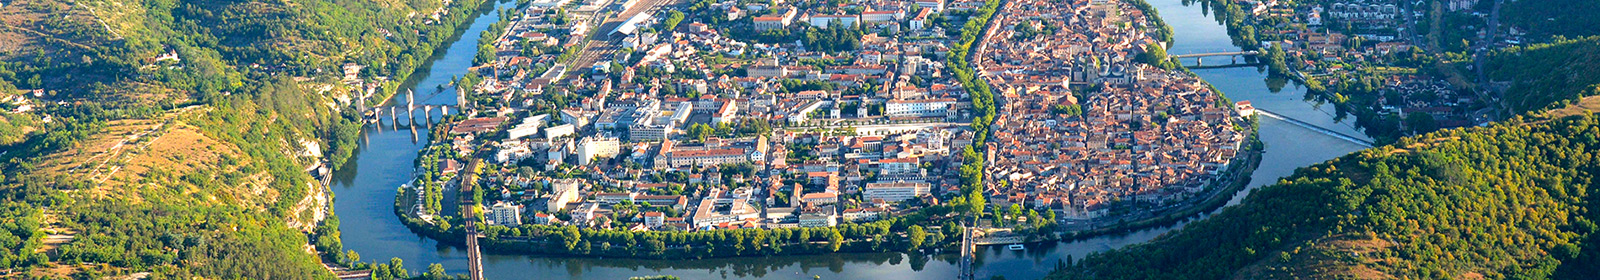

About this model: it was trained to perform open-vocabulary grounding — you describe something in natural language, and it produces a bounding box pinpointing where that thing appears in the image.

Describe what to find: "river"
[330,0,1371,279]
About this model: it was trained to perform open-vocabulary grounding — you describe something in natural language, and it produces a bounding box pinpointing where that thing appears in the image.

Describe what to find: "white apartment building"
[808,14,859,27]
[667,148,750,168]
[490,201,523,226]
[576,137,620,165]
[548,179,583,212]
[886,98,956,118]
[798,211,837,227]
[863,181,931,202]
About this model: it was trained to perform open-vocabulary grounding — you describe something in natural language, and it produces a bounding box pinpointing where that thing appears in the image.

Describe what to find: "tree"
[828,229,845,252]
[346,250,360,265]
[563,225,583,251]
[1265,43,1290,76]
[967,190,986,216]
[1404,112,1438,134]
[1053,115,1600,279]
[1050,104,1082,116]
[1008,204,1024,225]
[662,11,686,32]
[427,263,447,280]
[373,264,393,280]
[907,225,927,250]
[1027,209,1043,229]
[1137,43,1170,69]
[686,123,713,142]
[1014,21,1040,40]
[389,258,408,278]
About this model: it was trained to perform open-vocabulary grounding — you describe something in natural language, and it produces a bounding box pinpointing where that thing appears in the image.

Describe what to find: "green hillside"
[0,0,495,278]
[1484,36,1600,114]
[1501,0,1600,40]
[1049,113,1600,279]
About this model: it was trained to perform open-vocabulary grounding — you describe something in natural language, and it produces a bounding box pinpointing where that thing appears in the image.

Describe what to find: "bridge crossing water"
[959,222,976,280]
[328,0,1375,279]
[1168,50,1260,59]
[1170,50,1261,66]
[362,89,464,126]
[1255,109,1375,148]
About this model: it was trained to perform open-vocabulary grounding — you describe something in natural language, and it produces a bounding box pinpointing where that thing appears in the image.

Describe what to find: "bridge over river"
[1169,50,1261,67]
[1168,50,1260,59]
[1255,109,1376,148]
[361,89,465,126]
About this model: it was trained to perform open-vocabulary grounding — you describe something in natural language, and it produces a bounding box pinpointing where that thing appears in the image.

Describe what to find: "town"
[977,0,1250,220]
[386,0,1251,257]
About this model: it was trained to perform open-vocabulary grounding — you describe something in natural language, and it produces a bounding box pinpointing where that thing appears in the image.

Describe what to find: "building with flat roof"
[490,201,523,226]
[666,148,749,168]
[863,181,931,202]
[807,14,859,27]
[577,137,620,165]
[753,8,798,30]
[886,98,956,118]
[798,209,837,227]
[547,179,583,212]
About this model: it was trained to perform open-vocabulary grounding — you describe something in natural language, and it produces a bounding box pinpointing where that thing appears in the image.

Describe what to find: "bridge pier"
[1195,57,1202,66]
[424,105,434,123]
[405,89,416,126]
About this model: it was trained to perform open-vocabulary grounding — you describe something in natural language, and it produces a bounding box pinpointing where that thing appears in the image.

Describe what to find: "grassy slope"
[0,0,479,278]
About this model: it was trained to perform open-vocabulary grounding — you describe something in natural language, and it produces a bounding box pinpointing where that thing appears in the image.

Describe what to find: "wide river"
[330,0,1372,279]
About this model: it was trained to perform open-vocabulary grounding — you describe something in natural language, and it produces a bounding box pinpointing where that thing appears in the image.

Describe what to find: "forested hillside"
[1501,0,1600,40]
[1483,36,1600,114]
[0,0,496,278]
[1049,113,1600,279]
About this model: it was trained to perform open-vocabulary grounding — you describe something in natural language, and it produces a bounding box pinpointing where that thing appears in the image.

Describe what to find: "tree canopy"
[1052,114,1600,279]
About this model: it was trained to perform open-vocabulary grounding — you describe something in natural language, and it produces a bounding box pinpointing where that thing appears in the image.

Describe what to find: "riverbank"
[327,0,1370,278]
[394,200,963,260]
[312,0,508,271]
[384,0,1017,262]
[367,0,501,107]
[392,0,1266,259]
[1183,0,1481,145]
[1056,131,1262,242]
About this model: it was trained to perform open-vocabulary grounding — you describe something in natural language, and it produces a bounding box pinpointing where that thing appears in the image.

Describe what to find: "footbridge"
[1169,50,1260,59]
[1170,50,1261,67]
[1255,109,1375,148]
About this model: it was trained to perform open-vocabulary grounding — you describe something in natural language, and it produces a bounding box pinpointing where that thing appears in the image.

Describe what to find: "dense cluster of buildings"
[976,0,1248,218]
[405,0,1248,234]
[407,0,993,232]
